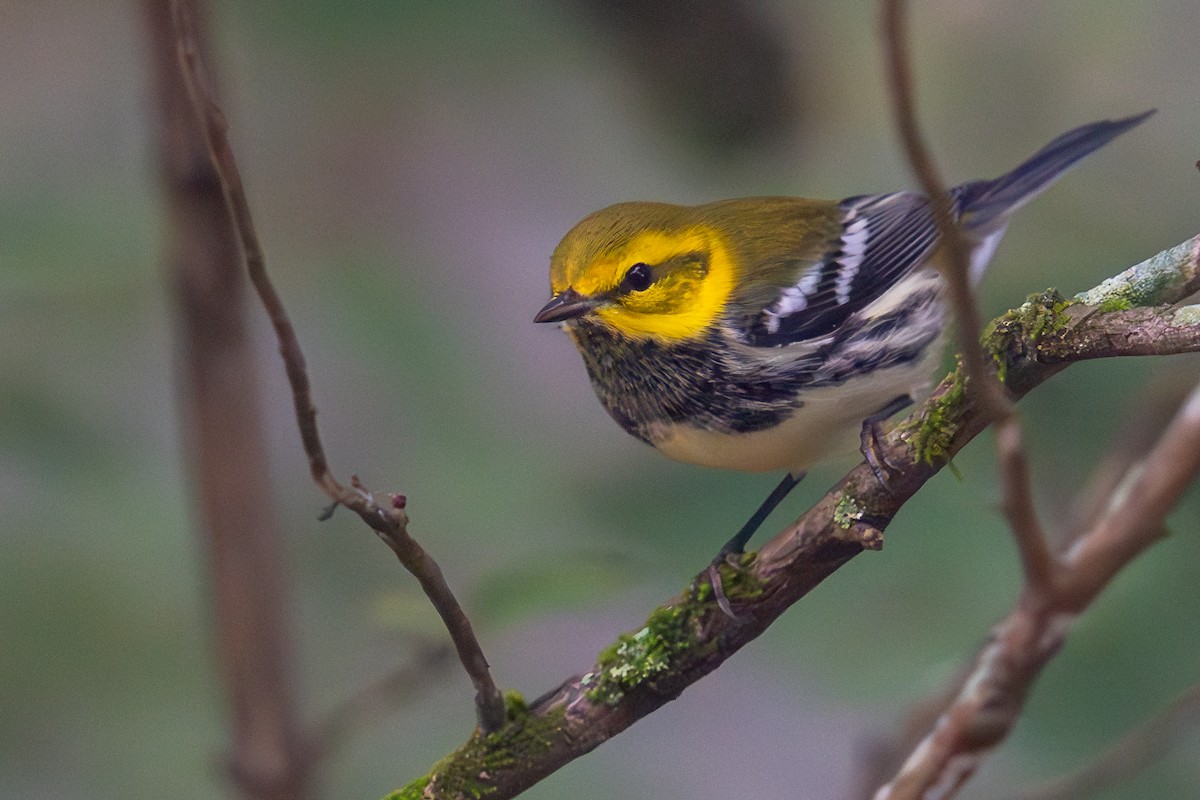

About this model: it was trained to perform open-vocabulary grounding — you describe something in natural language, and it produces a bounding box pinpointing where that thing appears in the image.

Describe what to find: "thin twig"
[879,0,1012,425]
[880,0,1058,596]
[995,417,1058,593]
[871,14,1200,789]
[171,1,337,498]
[168,0,505,733]
[881,0,1060,689]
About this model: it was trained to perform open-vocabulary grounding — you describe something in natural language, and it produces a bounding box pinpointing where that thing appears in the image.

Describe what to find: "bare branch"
[170,0,336,497]
[861,373,1195,798]
[871,378,1200,800]
[995,417,1058,593]
[167,0,505,733]
[154,2,1200,792]
[866,10,1199,797]
[880,0,1067,676]
[879,0,1011,424]
[879,0,1065,611]
[853,664,975,800]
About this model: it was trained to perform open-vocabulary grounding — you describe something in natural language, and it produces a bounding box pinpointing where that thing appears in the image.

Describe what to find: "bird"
[534,112,1151,563]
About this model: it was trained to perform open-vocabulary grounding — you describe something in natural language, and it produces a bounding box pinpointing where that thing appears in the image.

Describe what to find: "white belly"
[653,347,943,475]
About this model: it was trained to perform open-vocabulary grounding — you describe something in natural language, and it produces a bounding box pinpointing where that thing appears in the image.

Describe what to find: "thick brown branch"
[1039,304,1200,362]
[167,0,504,732]
[390,241,1200,799]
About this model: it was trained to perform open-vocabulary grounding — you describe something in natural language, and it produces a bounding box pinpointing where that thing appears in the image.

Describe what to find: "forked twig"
[880,0,1052,594]
[168,0,504,733]
[869,2,1199,797]
[872,381,1200,799]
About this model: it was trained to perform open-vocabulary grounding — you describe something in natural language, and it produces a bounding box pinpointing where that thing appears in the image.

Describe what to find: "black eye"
[621,262,653,293]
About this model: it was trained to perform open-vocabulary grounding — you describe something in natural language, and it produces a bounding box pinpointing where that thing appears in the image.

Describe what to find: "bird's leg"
[718,471,804,557]
[860,393,914,489]
[706,471,804,617]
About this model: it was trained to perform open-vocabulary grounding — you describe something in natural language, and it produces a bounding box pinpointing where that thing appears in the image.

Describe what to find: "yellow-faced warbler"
[535,112,1151,560]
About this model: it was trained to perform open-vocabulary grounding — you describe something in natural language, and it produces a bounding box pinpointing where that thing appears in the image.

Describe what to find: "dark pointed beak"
[533,289,600,323]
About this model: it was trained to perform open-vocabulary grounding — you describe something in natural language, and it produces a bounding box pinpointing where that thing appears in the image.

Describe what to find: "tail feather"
[961,110,1154,231]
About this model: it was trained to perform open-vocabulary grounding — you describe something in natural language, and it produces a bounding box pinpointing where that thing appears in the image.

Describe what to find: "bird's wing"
[737,191,952,347]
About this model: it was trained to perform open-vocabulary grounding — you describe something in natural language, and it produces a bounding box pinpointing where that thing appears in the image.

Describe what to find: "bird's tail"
[959,110,1154,232]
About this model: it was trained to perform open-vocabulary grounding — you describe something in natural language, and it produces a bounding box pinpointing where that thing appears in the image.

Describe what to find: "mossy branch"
[390,234,1200,799]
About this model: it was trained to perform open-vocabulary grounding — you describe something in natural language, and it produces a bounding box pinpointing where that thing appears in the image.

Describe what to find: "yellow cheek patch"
[593,227,737,341]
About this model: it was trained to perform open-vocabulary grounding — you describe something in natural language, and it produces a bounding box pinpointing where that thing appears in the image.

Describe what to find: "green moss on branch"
[385,693,564,800]
[583,599,708,705]
[900,362,968,465]
[1076,237,1200,309]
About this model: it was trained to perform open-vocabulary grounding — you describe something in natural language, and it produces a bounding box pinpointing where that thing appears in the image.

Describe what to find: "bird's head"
[534,202,737,342]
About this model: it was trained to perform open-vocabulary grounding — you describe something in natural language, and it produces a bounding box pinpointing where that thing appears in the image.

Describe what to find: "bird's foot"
[706,554,739,619]
[860,394,913,493]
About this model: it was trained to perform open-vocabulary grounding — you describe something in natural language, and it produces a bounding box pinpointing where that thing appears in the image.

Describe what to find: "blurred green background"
[3,1,1199,798]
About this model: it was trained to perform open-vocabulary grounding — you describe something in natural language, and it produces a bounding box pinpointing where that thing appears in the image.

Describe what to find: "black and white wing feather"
[742,191,958,347]
[736,113,1154,349]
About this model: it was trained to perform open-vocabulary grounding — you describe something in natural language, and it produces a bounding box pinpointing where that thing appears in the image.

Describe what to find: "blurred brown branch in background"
[143,1,312,798]
[146,1,505,797]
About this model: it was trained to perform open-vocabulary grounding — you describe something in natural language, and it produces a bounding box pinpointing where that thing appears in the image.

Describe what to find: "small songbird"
[535,112,1150,558]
